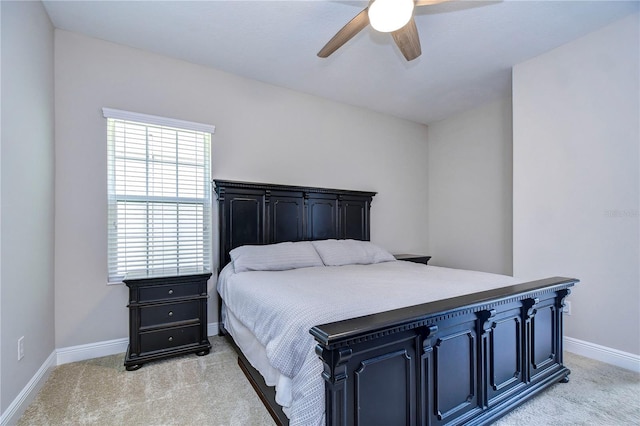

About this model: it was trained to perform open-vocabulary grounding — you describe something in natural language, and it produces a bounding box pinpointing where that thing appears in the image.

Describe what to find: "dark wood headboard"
[214,180,376,268]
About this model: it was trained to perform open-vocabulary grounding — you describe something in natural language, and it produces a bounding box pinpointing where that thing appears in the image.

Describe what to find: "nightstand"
[123,268,212,371]
[394,254,432,265]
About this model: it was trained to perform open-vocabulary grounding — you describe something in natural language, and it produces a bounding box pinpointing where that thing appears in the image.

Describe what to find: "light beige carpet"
[17,336,640,425]
[18,337,273,426]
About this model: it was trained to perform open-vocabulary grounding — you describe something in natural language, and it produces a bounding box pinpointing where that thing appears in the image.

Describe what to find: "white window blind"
[103,108,214,283]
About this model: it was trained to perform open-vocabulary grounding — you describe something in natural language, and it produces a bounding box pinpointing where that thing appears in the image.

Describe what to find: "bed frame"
[214,180,577,426]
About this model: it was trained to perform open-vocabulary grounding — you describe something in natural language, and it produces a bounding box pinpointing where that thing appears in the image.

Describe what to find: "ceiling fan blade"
[415,0,452,6]
[392,18,421,61]
[318,8,370,58]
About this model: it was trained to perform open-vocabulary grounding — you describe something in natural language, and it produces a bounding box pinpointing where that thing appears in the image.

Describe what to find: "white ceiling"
[42,0,639,125]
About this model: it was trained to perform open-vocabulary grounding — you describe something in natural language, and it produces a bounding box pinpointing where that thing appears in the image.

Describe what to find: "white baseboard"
[564,336,640,373]
[56,322,220,366]
[0,351,56,426]
[56,337,129,366]
[208,321,220,336]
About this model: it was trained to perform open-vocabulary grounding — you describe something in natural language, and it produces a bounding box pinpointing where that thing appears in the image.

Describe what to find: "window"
[103,108,214,283]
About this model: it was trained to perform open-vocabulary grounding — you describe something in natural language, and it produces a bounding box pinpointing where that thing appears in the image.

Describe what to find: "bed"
[214,180,577,426]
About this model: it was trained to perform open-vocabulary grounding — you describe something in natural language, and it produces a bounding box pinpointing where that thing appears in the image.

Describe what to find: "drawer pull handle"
[168,311,173,317]
[168,289,174,295]
[168,336,173,342]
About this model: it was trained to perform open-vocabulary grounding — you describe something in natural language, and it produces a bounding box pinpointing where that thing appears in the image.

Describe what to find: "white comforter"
[218,261,521,426]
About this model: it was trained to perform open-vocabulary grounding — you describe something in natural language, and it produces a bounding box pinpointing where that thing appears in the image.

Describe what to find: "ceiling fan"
[318,0,451,61]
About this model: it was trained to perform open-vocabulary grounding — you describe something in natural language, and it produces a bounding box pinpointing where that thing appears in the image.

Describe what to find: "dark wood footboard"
[311,276,577,426]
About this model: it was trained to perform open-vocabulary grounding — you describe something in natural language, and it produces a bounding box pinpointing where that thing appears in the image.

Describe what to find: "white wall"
[54,30,429,349]
[427,98,513,275]
[0,0,55,415]
[513,14,639,355]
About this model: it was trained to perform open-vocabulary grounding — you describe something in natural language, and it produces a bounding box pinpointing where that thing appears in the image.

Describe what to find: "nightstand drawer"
[139,324,200,354]
[138,282,201,302]
[139,300,200,328]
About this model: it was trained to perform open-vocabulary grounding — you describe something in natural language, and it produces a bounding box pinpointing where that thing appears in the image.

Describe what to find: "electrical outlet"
[563,301,572,316]
[18,336,25,360]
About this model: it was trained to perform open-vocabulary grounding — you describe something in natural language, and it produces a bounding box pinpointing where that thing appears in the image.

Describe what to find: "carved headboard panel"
[214,180,376,268]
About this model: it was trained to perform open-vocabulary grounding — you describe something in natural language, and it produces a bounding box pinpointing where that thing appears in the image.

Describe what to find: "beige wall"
[1,0,55,415]
[54,30,429,349]
[513,14,639,355]
[426,98,513,275]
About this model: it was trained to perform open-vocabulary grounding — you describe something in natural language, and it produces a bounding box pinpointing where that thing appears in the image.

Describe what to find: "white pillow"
[230,241,324,273]
[311,239,395,266]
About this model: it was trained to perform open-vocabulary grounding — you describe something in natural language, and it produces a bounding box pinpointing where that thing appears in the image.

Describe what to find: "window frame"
[103,108,215,284]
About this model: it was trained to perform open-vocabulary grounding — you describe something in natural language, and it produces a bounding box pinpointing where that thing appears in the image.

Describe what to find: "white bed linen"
[223,304,294,408]
[218,261,521,426]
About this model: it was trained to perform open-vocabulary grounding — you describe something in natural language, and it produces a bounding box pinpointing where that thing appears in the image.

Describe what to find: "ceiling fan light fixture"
[368,0,415,33]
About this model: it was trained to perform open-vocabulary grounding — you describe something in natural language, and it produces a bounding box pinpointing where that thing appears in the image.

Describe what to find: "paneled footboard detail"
[311,277,577,426]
